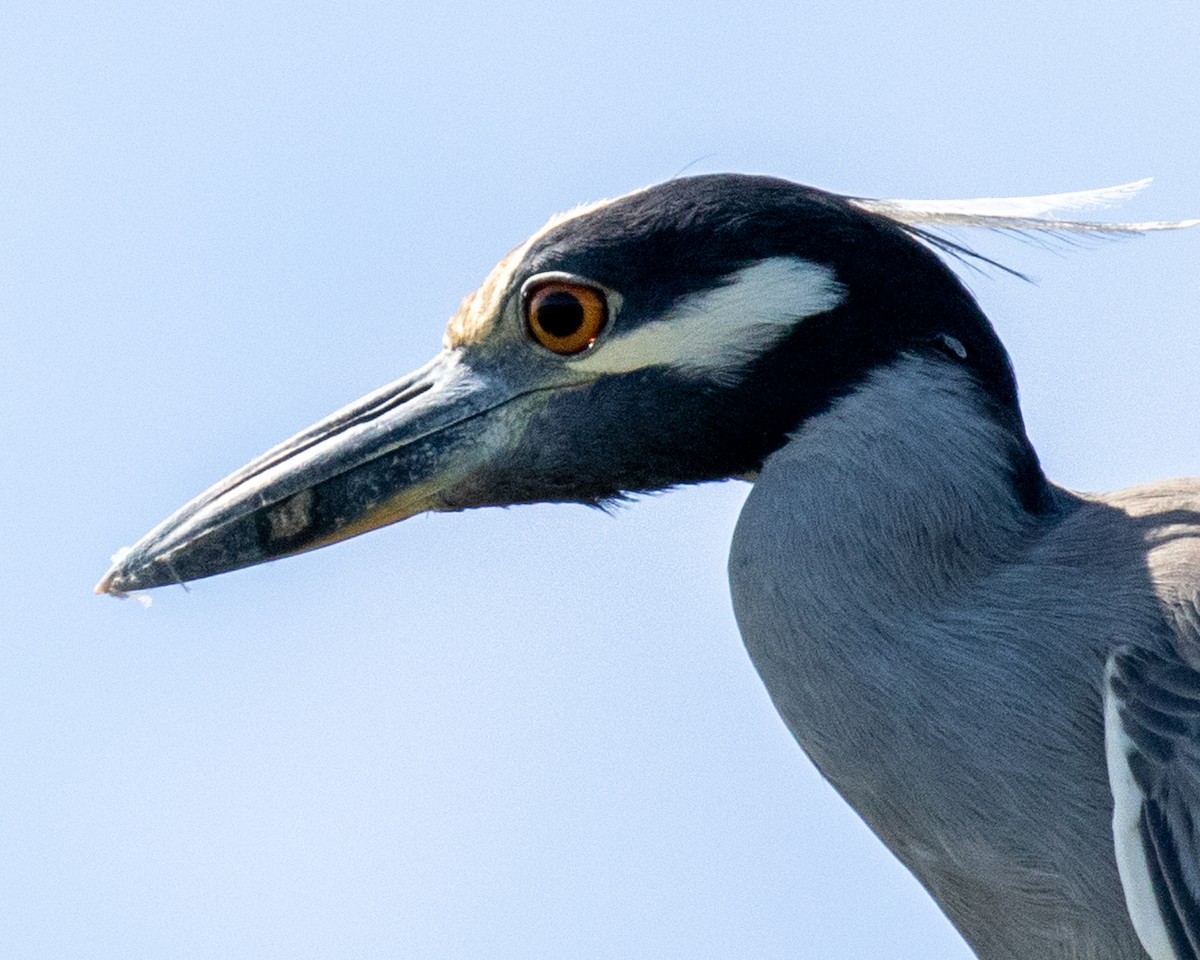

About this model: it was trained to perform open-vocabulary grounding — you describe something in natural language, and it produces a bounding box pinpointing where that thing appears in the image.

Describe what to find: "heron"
[98,173,1199,959]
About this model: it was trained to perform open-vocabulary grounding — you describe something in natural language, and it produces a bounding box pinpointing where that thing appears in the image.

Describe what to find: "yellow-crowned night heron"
[98,174,1199,960]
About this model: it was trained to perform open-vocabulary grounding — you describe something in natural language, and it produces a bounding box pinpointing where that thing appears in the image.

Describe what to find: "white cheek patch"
[567,256,844,383]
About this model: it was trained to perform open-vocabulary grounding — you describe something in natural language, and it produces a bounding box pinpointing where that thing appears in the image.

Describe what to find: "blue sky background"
[2,2,1198,957]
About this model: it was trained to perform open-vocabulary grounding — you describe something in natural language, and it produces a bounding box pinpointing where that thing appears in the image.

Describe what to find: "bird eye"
[525,281,607,355]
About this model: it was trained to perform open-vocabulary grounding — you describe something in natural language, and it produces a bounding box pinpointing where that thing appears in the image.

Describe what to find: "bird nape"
[98,174,1199,960]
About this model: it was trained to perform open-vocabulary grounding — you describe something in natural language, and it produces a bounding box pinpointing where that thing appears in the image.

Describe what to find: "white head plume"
[853,179,1198,235]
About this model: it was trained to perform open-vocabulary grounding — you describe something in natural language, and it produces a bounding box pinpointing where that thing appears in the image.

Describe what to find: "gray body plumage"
[733,354,1199,958]
[98,173,1200,959]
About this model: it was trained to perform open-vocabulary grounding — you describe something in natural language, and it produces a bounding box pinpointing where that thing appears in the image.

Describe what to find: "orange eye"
[525,281,607,355]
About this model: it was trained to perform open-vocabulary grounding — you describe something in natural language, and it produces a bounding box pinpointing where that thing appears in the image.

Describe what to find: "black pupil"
[537,291,585,338]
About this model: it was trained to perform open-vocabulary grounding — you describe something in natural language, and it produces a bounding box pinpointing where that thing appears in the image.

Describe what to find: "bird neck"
[733,352,1057,622]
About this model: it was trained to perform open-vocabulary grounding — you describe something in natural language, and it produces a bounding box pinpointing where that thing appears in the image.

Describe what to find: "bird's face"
[97,174,1006,595]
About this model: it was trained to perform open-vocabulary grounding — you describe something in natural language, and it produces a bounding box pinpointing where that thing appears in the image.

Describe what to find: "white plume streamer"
[853,179,1198,235]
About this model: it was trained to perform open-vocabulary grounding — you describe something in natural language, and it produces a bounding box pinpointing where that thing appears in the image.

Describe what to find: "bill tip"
[95,546,133,597]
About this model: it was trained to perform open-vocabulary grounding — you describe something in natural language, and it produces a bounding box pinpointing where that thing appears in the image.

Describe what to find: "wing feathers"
[1142,800,1200,959]
[1106,649,1200,960]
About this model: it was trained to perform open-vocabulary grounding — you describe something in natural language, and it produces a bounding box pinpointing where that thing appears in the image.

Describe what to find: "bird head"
[97,173,1039,595]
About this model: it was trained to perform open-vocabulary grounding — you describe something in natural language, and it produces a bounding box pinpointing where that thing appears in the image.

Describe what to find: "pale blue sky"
[2,2,1198,958]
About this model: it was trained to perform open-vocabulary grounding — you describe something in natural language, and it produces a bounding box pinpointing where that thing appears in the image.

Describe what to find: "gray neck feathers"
[743,353,1041,620]
[728,354,1138,958]
[729,350,1066,788]
[729,352,1057,869]
[729,352,1056,699]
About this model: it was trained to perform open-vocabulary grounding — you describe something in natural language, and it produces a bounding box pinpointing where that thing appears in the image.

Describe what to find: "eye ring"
[524,279,608,355]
